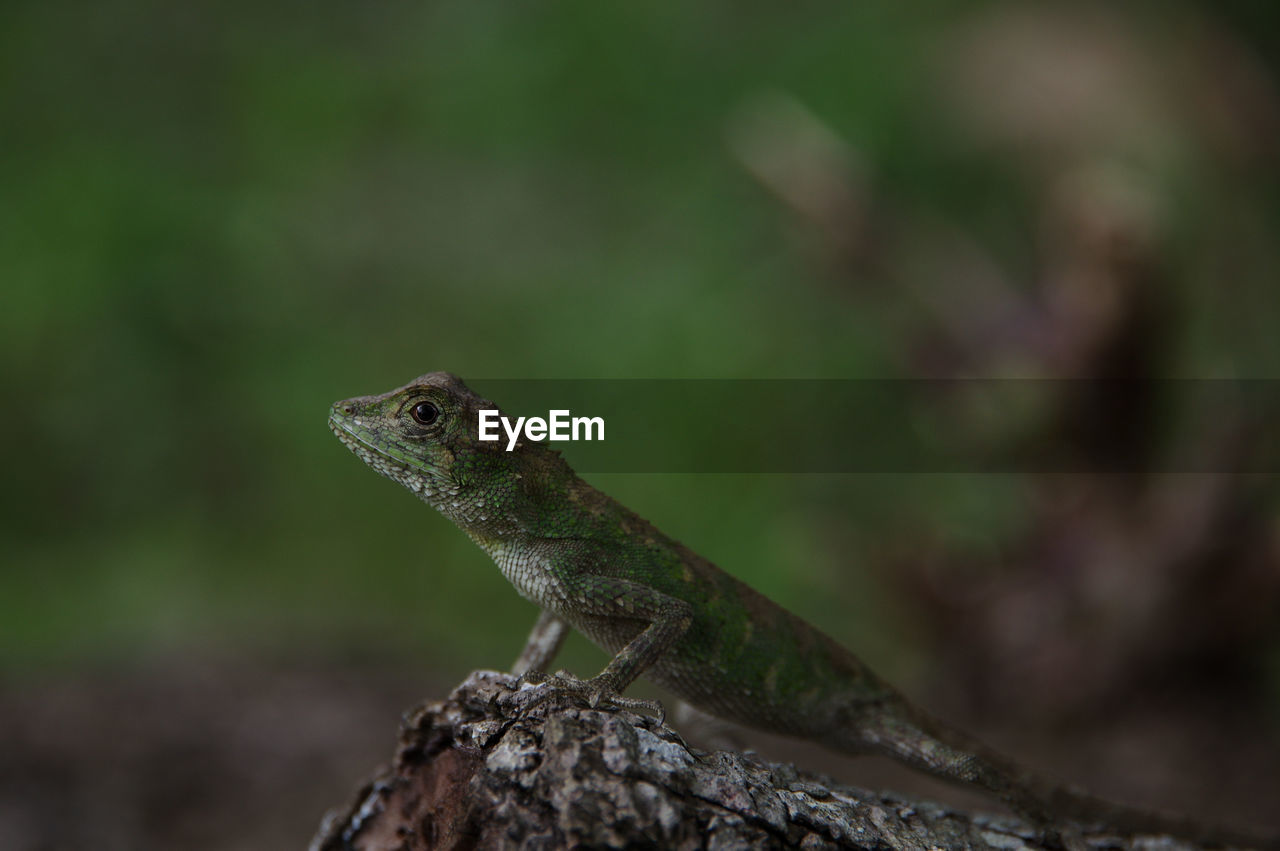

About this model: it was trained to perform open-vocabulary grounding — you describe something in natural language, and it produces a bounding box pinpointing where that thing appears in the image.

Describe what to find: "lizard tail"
[844,698,1278,849]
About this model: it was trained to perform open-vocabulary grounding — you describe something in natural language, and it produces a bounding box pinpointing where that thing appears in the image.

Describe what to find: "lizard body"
[330,372,1270,848]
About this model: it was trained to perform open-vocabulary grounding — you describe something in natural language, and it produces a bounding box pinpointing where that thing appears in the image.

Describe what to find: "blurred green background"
[4,1,1280,848]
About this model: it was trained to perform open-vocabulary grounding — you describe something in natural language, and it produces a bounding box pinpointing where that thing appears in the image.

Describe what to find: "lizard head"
[329,372,567,530]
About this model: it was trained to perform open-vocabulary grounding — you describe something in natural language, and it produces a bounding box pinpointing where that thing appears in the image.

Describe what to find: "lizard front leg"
[520,575,693,722]
[512,609,569,675]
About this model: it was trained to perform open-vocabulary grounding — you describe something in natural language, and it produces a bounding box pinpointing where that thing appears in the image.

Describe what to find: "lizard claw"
[514,670,666,724]
[516,670,551,687]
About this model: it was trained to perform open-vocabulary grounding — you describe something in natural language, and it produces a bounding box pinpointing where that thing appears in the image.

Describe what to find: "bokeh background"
[4,2,1279,848]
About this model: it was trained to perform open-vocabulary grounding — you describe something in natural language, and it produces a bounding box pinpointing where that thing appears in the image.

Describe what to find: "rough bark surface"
[310,671,1211,850]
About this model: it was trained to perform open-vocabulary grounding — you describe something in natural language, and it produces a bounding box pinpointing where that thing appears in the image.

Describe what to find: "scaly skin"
[330,372,1272,849]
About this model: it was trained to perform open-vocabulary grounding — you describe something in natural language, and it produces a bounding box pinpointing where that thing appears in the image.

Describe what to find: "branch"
[310,670,1212,850]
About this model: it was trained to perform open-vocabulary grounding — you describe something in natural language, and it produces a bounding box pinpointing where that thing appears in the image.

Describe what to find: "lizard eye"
[410,401,440,426]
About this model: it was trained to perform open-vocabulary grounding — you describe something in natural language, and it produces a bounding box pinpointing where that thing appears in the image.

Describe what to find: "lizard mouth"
[329,409,448,499]
[329,415,410,471]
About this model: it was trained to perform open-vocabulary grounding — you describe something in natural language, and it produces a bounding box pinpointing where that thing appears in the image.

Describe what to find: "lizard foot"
[516,670,666,724]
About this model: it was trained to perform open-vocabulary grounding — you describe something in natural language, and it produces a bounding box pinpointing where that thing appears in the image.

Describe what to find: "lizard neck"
[416,441,588,545]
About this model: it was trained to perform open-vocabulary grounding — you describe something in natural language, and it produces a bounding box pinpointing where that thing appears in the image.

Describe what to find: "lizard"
[329,371,1273,849]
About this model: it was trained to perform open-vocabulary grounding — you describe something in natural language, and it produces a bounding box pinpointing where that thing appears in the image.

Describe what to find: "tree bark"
[310,670,1213,850]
